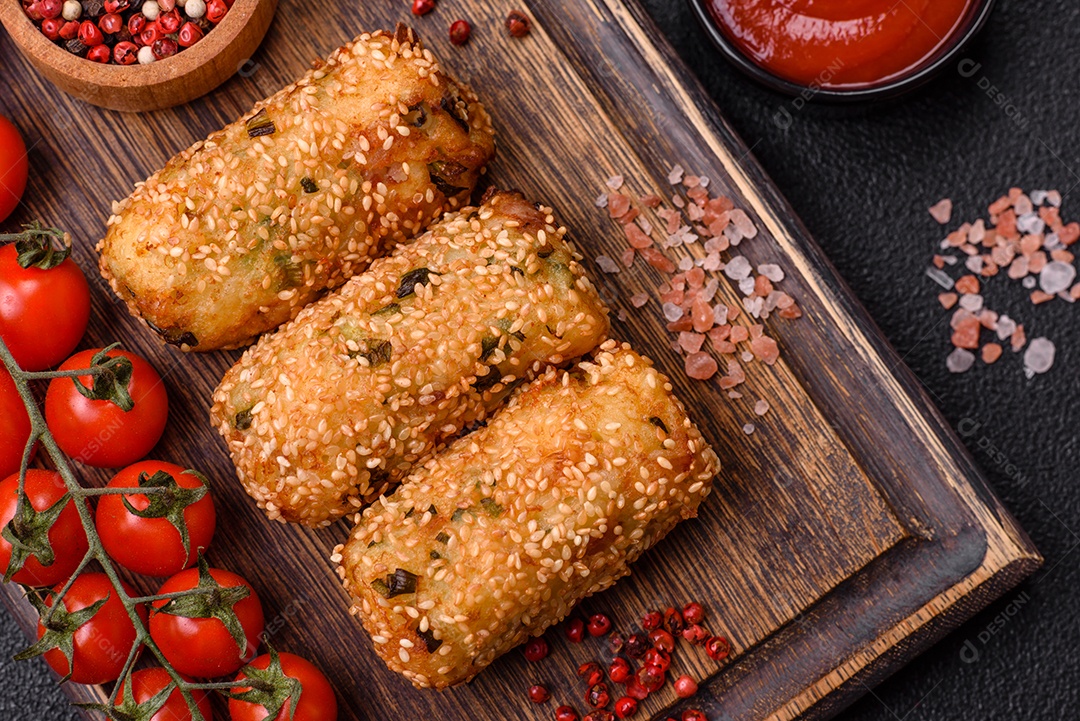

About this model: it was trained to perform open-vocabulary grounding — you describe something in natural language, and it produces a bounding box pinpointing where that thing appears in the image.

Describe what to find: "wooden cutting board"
[0,1,1041,719]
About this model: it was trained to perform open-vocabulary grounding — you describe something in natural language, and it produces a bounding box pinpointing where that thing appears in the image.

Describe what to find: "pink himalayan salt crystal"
[750,335,780,365]
[742,423,756,435]
[685,352,718,380]
[679,332,706,354]
[754,399,769,416]
[625,223,653,249]
[596,255,620,274]
[608,193,631,219]
[668,164,684,185]
[630,292,649,308]
[929,198,953,224]
[620,247,635,268]
[691,297,714,333]
[946,347,975,373]
[730,209,758,239]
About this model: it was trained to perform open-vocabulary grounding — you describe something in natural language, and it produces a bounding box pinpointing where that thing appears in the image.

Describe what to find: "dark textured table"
[2,0,1077,718]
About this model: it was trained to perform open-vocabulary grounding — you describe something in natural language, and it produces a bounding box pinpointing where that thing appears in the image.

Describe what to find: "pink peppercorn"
[78,20,103,45]
[152,36,177,59]
[86,43,111,62]
[113,40,138,64]
[40,16,64,39]
[58,20,79,39]
[38,0,62,19]
[156,8,180,33]
[99,12,123,35]
[205,0,228,22]
[674,675,698,698]
[177,21,203,47]
[448,19,471,46]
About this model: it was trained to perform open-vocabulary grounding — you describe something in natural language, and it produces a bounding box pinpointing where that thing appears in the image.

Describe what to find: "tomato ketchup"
[707,0,975,89]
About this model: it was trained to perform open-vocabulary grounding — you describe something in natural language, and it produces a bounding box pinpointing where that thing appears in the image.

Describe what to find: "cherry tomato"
[0,243,90,372]
[0,469,88,587]
[0,368,32,479]
[45,347,168,468]
[229,652,338,721]
[39,573,147,685]
[115,667,213,721]
[150,567,264,678]
[96,461,216,577]
[0,115,28,223]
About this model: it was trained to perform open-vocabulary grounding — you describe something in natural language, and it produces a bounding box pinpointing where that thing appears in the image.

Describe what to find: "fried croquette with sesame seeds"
[99,27,496,351]
[211,191,611,527]
[336,342,719,689]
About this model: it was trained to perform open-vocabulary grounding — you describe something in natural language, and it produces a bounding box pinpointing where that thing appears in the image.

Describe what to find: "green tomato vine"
[0,333,297,721]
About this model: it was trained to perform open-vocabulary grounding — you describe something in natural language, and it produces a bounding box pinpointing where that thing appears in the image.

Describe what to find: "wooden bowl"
[0,0,277,112]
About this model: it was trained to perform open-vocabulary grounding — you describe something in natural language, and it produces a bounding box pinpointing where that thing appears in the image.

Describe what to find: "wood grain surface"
[0,1,1040,719]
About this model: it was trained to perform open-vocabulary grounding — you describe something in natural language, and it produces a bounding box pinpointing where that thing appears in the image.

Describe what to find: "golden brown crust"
[337,342,719,688]
[98,29,496,351]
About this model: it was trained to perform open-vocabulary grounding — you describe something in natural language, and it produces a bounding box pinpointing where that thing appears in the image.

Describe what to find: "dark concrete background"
[2,0,1078,718]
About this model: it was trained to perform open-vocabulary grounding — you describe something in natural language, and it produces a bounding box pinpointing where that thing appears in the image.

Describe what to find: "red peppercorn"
[524,637,549,662]
[127,12,145,36]
[555,706,580,721]
[99,12,122,34]
[448,19,470,46]
[78,20,104,45]
[663,607,685,635]
[608,657,632,684]
[624,633,649,659]
[705,636,730,662]
[138,23,161,47]
[624,678,649,701]
[205,0,228,23]
[86,43,111,62]
[24,1,45,21]
[641,611,662,631]
[104,0,130,11]
[635,664,665,693]
[614,697,638,719]
[58,20,79,39]
[586,682,611,709]
[681,711,707,721]
[584,712,614,721]
[607,632,624,655]
[177,21,203,47]
[587,614,611,637]
[565,618,585,644]
[674,674,698,699]
[682,624,709,645]
[411,0,434,15]
[113,40,138,64]
[157,8,180,33]
[152,36,177,59]
[40,16,64,39]
[682,602,706,626]
[38,0,62,19]
[506,9,531,37]
[643,648,670,672]
[649,628,675,654]
[577,662,603,688]
[529,685,551,704]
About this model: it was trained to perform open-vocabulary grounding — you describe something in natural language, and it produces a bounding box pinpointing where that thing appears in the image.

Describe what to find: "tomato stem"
[0,336,242,721]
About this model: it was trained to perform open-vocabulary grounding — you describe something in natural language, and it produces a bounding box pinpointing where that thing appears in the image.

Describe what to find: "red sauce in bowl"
[707,0,975,89]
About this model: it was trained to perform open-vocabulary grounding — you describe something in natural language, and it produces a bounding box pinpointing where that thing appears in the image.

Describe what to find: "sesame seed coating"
[211,191,611,527]
[339,341,719,689]
[98,27,496,351]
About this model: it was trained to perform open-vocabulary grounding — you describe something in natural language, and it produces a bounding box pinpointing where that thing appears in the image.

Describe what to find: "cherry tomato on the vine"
[115,667,213,721]
[0,115,28,223]
[0,242,90,372]
[229,652,338,721]
[45,347,168,468]
[150,566,264,678]
[0,469,88,587]
[96,460,216,577]
[0,368,32,479]
[39,573,146,685]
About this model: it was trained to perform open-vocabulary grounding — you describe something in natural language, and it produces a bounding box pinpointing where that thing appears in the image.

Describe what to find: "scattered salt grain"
[959,294,984,312]
[754,399,769,416]
[630,292,649,308]
[1022,276,1037,289]
[1030,190,1048,206]
[1039,260,1076,295]
[929,198,953,224]
[730,209,758,239]
[662,302,684,322]
[757,264,784,283]
[965,256,984,274]
[1023,337,1055,375]
[667,165,684,185]
[606,175,624,191]
[596,255,620,274]
[738,277,756,295]
[1048,190,1062,207]
[926,267,955,289]
[678,256,695,272]
[724,256,752,280]
[946,348,976,373]
[742,423,756,435]
[684,352,718,380]
[1017,212,1045,235]
[995,314,1016,340]
[595,193,609,209]
[713,304,729,325]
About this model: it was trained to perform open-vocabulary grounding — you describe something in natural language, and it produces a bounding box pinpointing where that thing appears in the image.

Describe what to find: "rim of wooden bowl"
[0,0,268,95]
